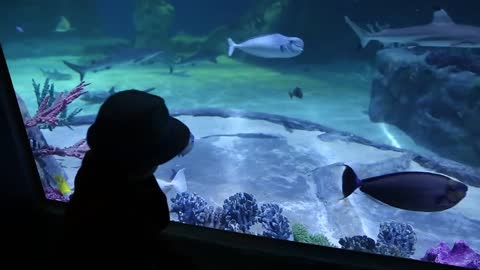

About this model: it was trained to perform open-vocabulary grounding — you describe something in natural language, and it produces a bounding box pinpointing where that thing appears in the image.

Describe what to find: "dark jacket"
[63,150,172,268]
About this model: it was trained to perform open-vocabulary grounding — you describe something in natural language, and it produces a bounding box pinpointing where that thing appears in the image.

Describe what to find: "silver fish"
[227,33,304,58]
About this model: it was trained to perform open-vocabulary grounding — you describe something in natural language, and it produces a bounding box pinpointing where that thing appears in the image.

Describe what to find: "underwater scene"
[3,0,480,268]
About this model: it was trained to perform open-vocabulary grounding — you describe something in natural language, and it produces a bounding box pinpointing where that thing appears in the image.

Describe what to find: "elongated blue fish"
[342,165,468,212]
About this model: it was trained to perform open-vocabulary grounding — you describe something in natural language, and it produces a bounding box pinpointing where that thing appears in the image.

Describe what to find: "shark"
[80,86,155,104]
[40,68,72,81]
[63,48,164,81]
[345,9,480,49]
[169,50,221,74]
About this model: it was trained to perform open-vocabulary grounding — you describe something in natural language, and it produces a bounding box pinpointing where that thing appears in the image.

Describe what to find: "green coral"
[292,223,334,247]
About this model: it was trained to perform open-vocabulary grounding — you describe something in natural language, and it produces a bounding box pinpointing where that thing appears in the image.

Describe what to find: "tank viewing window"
[4,1,479,269]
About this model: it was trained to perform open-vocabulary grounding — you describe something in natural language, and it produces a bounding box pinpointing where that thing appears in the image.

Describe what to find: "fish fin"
[288,92,293,99]
[172,168,187,193]
[344,16,370,48]
[108,87,115,95]
[62,60,86,81]
[227,38,237,57]
[342,164,362,198]
[209,56,218,64]
[143,87,155,93]
[432,9,454,24]
[450,40,475,47]
[156,168,188,194]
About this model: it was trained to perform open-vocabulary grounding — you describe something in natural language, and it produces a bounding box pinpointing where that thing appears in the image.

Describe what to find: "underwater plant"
[257,203,292,240]
[24,80,90,159]
[292,223,334,247]
[338,221,417,258]
[421,240,480,269]
[170,191,292,240]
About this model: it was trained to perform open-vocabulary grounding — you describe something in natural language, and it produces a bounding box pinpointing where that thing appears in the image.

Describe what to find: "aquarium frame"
[0,44,464,270]
[0,43,49,208]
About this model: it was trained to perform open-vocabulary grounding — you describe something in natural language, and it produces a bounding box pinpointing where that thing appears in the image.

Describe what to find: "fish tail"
[342,164,362,198]
[344,16,370,48]
[227,38,237,57]
[62,60,86,81]
[171,168,188,193]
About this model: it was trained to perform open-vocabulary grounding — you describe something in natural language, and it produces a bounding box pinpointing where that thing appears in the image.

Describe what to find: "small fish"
[156,168,188,194]
[54,174,72,197]
[54,16,74,32]
[15,26,24,33]
[342,164,468,212]
[227,33,304,58]
[40,68,72,81]
[289,87,303,99]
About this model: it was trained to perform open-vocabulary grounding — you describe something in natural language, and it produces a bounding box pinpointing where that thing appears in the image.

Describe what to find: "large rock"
[369,48,480,166]
[60,108,480,259]
[134,0,175,49]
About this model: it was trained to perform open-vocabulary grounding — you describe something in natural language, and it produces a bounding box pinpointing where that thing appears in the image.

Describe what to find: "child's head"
[86,90,193,174]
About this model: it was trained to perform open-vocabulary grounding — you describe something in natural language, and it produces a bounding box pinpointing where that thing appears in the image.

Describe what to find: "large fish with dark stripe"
[342,164,468,212]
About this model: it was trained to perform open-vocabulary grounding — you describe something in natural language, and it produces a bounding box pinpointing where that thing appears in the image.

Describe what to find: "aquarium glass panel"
[3,1,479,268]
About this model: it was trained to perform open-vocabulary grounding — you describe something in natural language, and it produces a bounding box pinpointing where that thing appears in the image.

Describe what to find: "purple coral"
[169,192,211,226]
[222,192,259,233]
[257,203,292,240]
[421,241,480,269]
[44,187,69,202]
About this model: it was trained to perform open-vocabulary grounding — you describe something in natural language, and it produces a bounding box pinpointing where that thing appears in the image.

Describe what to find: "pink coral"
[421,241,480,269]
[32,138,89,159]
[24,81,89,128]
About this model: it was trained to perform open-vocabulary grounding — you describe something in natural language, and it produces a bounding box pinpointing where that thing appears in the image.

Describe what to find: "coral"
[338,222,417,258]
[375,221,417,258]
[170,192,294,239]
[222,192,259,233]
[201,206,225,230]
[169,192,212,226]
[292,223,334,247]
[25,80,88,128]
[25,81,90,160]
[257,203,292,240]
[32,138,89,159]
[44,186,69,202]
[421,241,480,269]
[339,236,377,253]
